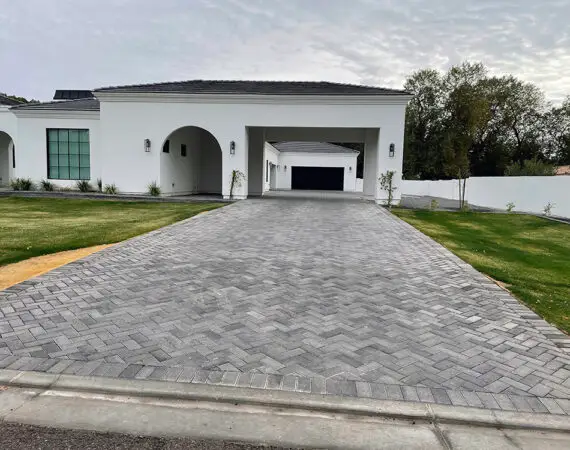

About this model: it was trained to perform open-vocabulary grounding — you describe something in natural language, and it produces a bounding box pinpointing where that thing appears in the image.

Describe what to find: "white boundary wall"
[401,176,570,218]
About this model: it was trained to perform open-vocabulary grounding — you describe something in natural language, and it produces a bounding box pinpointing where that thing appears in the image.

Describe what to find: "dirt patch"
[0,245,113,290]
[485,275,512,292]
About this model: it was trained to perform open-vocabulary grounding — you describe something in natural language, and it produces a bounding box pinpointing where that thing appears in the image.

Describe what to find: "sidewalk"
[1,370,570,449]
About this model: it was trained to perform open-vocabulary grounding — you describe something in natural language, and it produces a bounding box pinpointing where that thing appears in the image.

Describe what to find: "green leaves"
[403,61,570,180]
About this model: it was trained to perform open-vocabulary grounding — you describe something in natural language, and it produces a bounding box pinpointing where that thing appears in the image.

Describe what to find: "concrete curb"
[1,369,569,433]
[0,190,230,203]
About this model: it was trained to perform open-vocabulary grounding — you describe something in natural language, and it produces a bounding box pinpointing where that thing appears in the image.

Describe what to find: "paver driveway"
[1,196,570,414]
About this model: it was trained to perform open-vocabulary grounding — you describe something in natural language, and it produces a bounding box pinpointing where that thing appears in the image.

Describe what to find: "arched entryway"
[160,126,222,196]
[0,131,15,187]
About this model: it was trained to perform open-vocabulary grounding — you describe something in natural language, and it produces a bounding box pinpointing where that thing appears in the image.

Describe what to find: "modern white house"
[263,141,360,192]
[0,81,411,202]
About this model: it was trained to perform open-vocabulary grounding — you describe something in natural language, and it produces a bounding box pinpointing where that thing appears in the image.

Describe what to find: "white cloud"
[0,0,568,102]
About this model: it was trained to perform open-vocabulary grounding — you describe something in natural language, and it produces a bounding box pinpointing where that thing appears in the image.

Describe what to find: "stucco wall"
[263,142,280,192]
[160,127,199,195]
[97,97,407,200]
[5,96,407,200]
[0,107,18,185]
[9,113,101,189]
[401,177,570,218]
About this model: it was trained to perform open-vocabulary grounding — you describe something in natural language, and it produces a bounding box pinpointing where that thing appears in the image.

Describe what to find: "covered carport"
[247,127,382,199]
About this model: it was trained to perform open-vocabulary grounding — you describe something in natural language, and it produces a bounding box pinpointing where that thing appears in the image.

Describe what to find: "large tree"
[402,62,569,179]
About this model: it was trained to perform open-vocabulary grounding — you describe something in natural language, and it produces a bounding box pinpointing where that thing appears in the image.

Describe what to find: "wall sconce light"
[284,165,287,171]
[230,141,236,155]
[349,166,352,172]
[389,143,395,158]
[144,139,151,152]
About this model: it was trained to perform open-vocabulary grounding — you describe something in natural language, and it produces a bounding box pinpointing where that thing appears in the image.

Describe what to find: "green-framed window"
[47,129,90,180]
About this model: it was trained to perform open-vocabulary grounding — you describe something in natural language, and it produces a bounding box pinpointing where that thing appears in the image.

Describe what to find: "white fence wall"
[401,176,570,218]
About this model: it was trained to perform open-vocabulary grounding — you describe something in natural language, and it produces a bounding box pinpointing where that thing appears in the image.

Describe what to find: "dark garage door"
[291,166,344,191]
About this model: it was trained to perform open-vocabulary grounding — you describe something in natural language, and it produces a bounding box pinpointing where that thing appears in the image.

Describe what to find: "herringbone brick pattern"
[1,197,570,410]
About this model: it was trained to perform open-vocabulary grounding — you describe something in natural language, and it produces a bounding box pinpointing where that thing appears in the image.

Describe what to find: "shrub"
[10,178,34,191]
[40,180,55,191]
[378,170,397,208]
[147,181,161,197]
[76,180,92,192]
[505,159,556,176]
[430,199,439,211]
[543,202,555,216]
[103,184,118,194]
[96,178,103,192]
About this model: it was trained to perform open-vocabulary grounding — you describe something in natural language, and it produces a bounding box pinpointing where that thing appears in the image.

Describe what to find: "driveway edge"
[1,369,569,433]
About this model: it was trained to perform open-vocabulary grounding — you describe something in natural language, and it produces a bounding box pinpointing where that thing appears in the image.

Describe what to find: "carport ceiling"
[256,127,370,143]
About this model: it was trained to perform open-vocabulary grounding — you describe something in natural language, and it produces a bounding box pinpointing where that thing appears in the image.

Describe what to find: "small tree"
[378,170,397,208]
[229,170,246,200]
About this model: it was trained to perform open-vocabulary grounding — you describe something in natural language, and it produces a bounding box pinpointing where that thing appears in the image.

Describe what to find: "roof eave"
[93,91,413,105]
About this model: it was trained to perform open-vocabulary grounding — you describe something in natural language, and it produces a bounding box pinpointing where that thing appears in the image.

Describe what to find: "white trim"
[279,151,360,156]
[94,92,413,105]
[11,110,100,119]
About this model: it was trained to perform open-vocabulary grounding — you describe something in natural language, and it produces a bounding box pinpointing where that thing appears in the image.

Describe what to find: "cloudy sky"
[1,0,569,102]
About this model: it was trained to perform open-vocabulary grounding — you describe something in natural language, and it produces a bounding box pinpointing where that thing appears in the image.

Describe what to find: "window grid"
[47,129,90,180]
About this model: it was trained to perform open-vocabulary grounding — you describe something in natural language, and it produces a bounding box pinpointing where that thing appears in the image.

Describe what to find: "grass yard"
[393,209,570,335]
[0,197,225,267]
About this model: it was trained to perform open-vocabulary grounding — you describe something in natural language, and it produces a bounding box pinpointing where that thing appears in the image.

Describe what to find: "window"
[163,140,170,153]
[47,129,90,180]
[181,144,187,157]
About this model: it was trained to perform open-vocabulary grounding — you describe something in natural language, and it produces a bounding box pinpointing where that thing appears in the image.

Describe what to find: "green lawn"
[393,209,570,335]
[0,197,225,266]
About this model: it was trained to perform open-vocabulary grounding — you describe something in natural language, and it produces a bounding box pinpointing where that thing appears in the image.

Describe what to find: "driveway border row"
[1,365,569,417]
[1,369,569,433]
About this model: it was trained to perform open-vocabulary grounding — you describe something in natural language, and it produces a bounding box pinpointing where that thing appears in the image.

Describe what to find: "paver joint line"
[1,196,570,417]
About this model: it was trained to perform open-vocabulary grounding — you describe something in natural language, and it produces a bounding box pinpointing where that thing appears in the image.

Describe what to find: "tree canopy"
[403,62,570,179]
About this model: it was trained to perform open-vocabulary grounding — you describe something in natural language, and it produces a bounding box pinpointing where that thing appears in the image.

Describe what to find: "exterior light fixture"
[349,166,352,172]
[230,141,236,155]
[389,143,395,158]
[284,165,287,171]
[144,139,151,152]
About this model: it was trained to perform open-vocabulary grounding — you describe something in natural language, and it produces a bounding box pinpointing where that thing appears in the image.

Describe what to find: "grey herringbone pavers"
[1,196,570,415]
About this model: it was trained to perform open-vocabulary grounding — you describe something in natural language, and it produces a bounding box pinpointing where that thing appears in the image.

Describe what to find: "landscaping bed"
[393,209,570,335]
[0,197,224,267]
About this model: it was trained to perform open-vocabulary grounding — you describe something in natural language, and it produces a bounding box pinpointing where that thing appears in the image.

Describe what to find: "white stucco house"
[263,141,360,192]
[0,81,411,202]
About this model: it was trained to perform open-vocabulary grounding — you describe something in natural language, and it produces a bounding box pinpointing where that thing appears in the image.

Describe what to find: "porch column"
[247,127,264,197]
[221,128,248,200]
[363,128,379,199]
[376,121,405,205]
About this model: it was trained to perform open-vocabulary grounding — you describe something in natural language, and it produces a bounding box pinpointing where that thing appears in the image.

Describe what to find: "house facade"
[0,80,411,202]
[263,141,360,192]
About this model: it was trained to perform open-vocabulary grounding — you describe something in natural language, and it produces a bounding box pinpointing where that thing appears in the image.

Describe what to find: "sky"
[1,0,569,102]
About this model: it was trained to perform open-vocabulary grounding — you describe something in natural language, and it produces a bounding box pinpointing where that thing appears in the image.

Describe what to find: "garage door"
[291,166,344,191]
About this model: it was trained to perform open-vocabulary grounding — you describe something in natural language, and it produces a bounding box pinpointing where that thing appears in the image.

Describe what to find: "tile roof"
[95,80,410,96]
[10,98,100,112]
[272,141,359,154]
